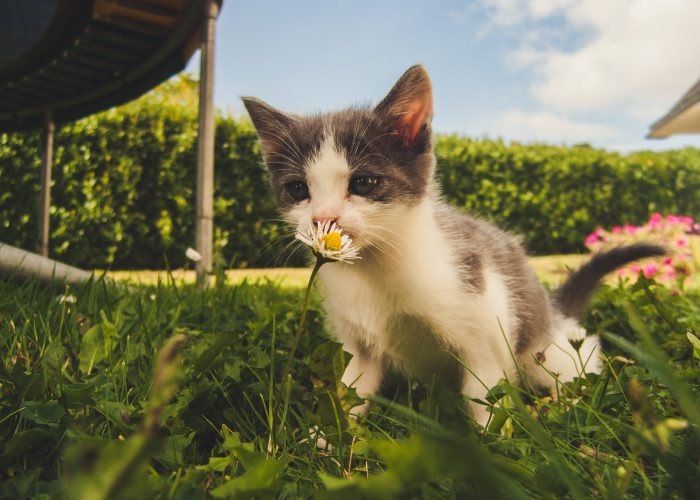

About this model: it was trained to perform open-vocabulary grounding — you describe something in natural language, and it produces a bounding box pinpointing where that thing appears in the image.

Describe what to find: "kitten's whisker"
[269,238,300,268]
[279,241,309,269]
[353,131,396,168]
[262,217,294,226]
[257,108,306,164]
[254,134,300,161]
[254,144,305,172]
[278,126,306,164]
[361,233,405,263]
[362,222,414,250]
[256,142,306,172]
[249,232,300,268]
[349,113,373,162]
[355,151,392,166]
[265,161,303,174]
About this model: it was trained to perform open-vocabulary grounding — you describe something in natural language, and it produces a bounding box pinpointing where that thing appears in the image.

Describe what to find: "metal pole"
[195,0,219,286]
[0,242,93,286]
[37,109,54,257]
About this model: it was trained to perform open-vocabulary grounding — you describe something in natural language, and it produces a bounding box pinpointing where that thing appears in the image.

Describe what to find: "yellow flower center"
[323,232,342,251]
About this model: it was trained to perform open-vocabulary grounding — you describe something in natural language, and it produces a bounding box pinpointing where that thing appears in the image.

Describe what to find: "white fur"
[286,133,370,242]
[318,195,527,426]
[292,134,599,427]
[521,316,601,392]
[305,134,349,218]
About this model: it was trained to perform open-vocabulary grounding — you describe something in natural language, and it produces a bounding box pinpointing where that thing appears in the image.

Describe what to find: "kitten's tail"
[554,243,666,318]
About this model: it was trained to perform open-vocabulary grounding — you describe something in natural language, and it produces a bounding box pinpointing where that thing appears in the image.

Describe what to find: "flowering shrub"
[585,213,700,283]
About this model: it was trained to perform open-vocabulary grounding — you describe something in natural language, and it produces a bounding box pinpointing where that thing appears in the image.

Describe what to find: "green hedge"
[1,78,290,269]
[435,137,700,254]
[1,78,699,269]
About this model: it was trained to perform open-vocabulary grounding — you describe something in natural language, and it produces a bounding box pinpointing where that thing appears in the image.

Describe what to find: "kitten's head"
[242,65,434,252]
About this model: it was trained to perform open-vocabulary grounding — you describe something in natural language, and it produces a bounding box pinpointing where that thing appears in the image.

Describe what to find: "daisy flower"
[295,220,360,263]
[57,294,77,304]
[281,221,360,389]
[185,247,202,262]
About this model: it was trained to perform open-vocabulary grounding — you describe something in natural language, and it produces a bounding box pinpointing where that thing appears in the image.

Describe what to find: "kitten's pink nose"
[312,216,337,224]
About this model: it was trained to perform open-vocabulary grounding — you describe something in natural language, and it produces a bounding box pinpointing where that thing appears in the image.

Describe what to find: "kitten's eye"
[285,181,309,201]
[350,176,380,196]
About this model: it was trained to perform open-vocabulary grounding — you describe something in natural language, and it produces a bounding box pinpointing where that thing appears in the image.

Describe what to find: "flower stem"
[282,257,324,382]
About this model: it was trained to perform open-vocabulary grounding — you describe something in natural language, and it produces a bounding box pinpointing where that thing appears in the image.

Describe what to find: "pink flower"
[667,215,693,227]
[585,229,604,246]
[642,264,658,278]
[584,215,696,285]
[648,213,663,229]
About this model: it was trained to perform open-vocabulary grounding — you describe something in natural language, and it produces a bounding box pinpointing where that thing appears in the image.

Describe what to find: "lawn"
[1,266,699,498]
[106,255,589,288]
[107,254,700,289]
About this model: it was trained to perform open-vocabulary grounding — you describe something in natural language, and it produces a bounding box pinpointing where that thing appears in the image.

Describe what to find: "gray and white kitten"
[242,65,663,426]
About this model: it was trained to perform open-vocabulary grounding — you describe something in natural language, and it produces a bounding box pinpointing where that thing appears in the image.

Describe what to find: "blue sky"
[186,0,700,152]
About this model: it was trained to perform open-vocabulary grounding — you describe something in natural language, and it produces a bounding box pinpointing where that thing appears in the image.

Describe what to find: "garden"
[1,79,699,498]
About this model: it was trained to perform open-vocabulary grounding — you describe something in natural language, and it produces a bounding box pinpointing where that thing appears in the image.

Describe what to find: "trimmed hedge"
[1,78,699,268]
[435,137,700,254]
[1,78,290,269]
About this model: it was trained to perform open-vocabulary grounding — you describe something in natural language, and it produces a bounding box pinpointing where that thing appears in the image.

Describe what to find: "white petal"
[295,233,312,246]
[186,247,203,262]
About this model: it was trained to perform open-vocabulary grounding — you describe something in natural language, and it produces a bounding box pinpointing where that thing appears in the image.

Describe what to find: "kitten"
[242,65,664,426]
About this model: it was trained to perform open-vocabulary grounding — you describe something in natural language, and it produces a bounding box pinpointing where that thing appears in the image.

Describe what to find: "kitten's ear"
[374,65,433,146]
[241,96,296,160]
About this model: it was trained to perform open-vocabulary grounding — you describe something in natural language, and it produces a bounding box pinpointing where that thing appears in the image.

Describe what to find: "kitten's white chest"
[319,257,472,383]
[318,208,470,367]
[319,263,398,352]
[317,199,518,385]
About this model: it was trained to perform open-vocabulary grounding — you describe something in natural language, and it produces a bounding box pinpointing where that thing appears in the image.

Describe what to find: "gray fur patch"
[434,204,552,353]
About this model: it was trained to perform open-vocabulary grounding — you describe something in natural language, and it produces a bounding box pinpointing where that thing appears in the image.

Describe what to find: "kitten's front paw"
[348,400,371,418]
[469,401,494,431]
[309,400,370,451]
[309,425,332,451]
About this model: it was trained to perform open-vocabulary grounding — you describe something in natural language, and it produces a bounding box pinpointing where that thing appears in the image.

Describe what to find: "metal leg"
[195,0,219,286]
[37,110,54,257]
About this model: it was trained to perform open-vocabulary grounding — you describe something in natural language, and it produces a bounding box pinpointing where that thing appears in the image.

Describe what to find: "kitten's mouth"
[294,221,362,263]
[332,226,365,248]
[337,226,355,239]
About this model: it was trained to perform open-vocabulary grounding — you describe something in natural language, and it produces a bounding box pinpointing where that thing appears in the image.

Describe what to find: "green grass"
[1,272,699,498]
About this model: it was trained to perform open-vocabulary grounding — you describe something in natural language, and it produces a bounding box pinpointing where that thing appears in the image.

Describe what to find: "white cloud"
[507,45,546,68]
[534,0,700,117]
[494,109,616,143]
[528,0,574,19]
[480,0,528,27]
[480,0,700,121]
[478,0,573,26]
